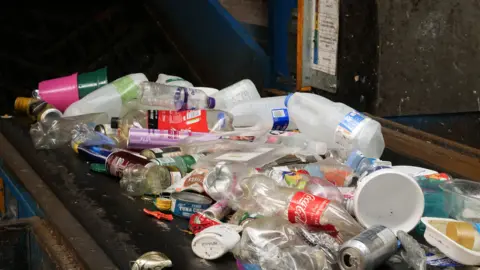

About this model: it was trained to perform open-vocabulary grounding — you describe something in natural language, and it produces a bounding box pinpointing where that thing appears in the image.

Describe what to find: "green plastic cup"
[77,67,108,98]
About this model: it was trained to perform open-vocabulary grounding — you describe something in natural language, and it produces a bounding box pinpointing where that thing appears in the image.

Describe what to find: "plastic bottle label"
[112,76,140,103]
[287,192,329,225]
[169,171,182,186]
[153,157,176,166]
[147,110,209,132]
[271,108,289,131]
[334,111,369,148]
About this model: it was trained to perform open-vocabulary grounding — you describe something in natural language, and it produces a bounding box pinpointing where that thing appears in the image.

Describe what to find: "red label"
[288,192,329,226]
[147,110,208,132]
[189,212,221,234]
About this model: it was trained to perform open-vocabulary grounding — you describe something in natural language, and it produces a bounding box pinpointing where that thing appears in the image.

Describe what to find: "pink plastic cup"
[38,73,79,112]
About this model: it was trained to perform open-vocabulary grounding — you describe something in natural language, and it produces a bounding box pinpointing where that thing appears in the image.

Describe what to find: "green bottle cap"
[78,67,108,98]
[90,163,107,173]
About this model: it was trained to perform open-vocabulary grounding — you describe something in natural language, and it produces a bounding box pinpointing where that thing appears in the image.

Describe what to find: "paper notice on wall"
[311,0,339,76]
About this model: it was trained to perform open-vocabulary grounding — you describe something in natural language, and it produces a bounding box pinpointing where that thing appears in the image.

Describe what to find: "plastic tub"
[353,169,424,233]
[440,179,480,223]
[422,217,480,265]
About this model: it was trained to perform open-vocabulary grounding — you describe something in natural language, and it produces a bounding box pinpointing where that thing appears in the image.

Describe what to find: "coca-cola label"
[189,212,221,235]
[147,110,209,132]
[287,192,329,226]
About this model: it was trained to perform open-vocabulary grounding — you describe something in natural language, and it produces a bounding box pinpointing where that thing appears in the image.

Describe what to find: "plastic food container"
[353,169,424,233]
[440,179,480,223]
[422,217,480,265]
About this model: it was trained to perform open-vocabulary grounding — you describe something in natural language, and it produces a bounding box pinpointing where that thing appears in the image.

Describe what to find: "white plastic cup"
[353,169,424,233]
[191,224,241,260]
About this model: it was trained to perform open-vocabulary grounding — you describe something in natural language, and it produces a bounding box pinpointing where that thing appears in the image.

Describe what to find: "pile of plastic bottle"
[15,69,480,269]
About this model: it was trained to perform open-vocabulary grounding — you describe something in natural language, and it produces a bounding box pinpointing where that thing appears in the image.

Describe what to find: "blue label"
[217,112,226,128]
[426,252,463,267]
[338,111,366,134]
[271,108,289,131]
[172,200,210,219]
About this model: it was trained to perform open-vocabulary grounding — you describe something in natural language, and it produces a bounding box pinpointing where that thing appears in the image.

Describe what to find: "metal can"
[105,150,149,178]
[140,147,183,159]
[339,225,398,270]
[203,199,231,220]
[14,97,62,123]
[131,251,172,270]
[170,192,212,219]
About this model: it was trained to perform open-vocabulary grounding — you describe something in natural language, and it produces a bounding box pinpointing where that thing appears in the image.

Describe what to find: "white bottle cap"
[191,224,241,260]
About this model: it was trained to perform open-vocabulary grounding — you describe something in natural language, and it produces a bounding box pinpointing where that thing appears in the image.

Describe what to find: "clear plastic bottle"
[285,92,385,158]
[119,163,182,196]
[231,175,364,242]
[63,73,148,118]
[211,79,261,111]
[111,109,234,147]
[345,150,391,176]
[139,82,216,110]
[229,96,297,131]
[257,168,344,205]
[30,112,109,149]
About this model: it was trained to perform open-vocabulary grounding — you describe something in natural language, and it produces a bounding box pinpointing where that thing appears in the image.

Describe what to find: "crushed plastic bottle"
[139,82,216,110]
[397,231,427,270]
[233,216,332,270]
[285,93,385,158]
[30,113,109,149]
[230,175,364,242]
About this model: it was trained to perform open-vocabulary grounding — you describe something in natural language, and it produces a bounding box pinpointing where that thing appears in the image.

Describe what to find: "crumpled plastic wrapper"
[397,231,427,270]
[232,217,333,270]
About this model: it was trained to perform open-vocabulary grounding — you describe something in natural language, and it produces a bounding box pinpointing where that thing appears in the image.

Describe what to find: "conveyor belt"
[0,117,236,270]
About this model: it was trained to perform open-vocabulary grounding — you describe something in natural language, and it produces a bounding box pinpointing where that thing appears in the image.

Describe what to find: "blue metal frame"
[268,0,297,90]
[0,161,43,218]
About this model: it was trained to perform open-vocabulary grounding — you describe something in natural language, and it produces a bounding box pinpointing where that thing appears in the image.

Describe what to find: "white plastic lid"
[354,169,424,233]
[392,165,438,177]
[192,232,229,260]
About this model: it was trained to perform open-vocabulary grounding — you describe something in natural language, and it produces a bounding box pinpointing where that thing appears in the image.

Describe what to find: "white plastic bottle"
[285,93,385,158]
[156,73,194,87]
[229,96,297,131]
[212,79,261,111]
[64,73,148,118]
